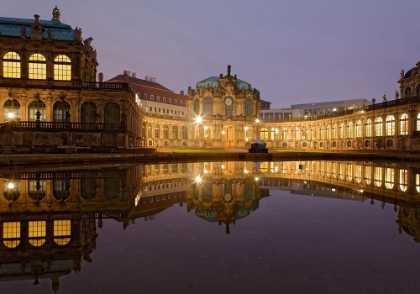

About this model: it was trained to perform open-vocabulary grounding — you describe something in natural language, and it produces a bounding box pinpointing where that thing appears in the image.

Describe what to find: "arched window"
[194,99,200,115]
[54,55,71,80]
[147,124,152,137]
[141,122,146,137]
[3,52,21,78]
[180,100,183,106]
[80,179,97,199]
[28,54,46,79]
[385,168,394,189]
[375,117,383,136]
[150,95,154,101]
[143,94,147,100]
[347,122,353,138]
[53,180,70,201]
[3,99,20,121]
[2,222,20,248]
[364,166,372,185]
[28,100,46,121]
[301,127,306,140]
[157,96,160,102]
[81,102,97,123]
[172,126,178,139]
[28,180,46,200]
[332,124,337,139]
[53,220,71,246]
[174,99,178,105]
[400,169,408,192]
[339,123,345,138]
[326,125,331,139]
[104,178,121,199]
[53,101,70,122]
[169,98,172,104]
[386,115,395,136]
[163,125,169,139]
[3,181,20,201]
[356,120,362,138]
[365,119,372,137]
[400,113,409,135]
[203,97,213,115]
[260,128,268,141]
[245,98,253,116]
[320,126,325,140]
[154,125,160,139]
[182,126,188,140]
[163,97,166,103]
[374,166,383,187]
[104,102,120,123]
[223,97,234,116]
[281,127,287,140]
[405,87,411,98]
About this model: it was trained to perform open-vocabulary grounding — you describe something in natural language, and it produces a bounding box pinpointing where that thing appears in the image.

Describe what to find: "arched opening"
[3,52,21,78]
[81,102,97,123]
[53,101,71,122]
[365,119,372,137]
[172,126,179,139]
[375,117,383,136]
[104,102,120,123]
[80,179,97,200]
[28,180,46,200]
[28,53,46,80]
[400,113,409,135]
[203,97,213,115]
[245,98,253,116]
[386,115,395,136]
[28,100,46,121]
[3,99,20,121]
[53,180,70,201]
[53,220,71,246]
[356,120,362,138]
[54,55,71,81]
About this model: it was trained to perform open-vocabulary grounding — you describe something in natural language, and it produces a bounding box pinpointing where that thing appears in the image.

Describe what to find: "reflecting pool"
[1,160,420,293]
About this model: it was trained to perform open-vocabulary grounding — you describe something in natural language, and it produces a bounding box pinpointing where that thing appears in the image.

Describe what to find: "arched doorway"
[222,125,235,148]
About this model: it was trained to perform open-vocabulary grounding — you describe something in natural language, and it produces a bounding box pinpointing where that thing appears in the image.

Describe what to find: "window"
[53,179,70,201]
[281,127,287,141]
[29,54,46,79]
[144,94,147,100]
[157,96,160,102]
[3,99,20,121]
[147,124,152,137]
[163,125,169,139]
[81,102,97,123]
[364,166,372,185]
[28,100,46,121]
[28,221,46,247]
[339,123,344,138]
[320,126,325,140]
[223,97,235,116]
[169,98,172,104]
[405,87,411,98]
[386,115,395,136]
[163,97,166,103]
[172,126,178,139]
[154,125,160,139]
[150,95,154,101]
[260,128,268,141]
[385,168,394,189]
[375,117,383,136]
[417,113,420,131]
[332,124,337,139]
[347,122,353,138]
[365,119,372,137]
[3,52,21,78]
[356,120,362,138]
[54,55,71,80]
[245,98,253,116]
[203,97,213,115]
[374,167,383,187]
[141,122,146,137]
[326,125,331,140]
[2,222,20,248]
[355,165,362,183]
[194,99,200,115]
[174,99,178,105]
[399,169,408,192]
[54,220,71,246]
[400,113,409,135]
[53,101,71,122]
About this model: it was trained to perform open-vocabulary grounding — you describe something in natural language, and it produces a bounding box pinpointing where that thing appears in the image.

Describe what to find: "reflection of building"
[396,206,420,243]
[0,7,141,151]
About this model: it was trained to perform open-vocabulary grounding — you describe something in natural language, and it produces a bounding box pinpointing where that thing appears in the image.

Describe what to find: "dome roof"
[196,76,253,90]
[404,67,418,79]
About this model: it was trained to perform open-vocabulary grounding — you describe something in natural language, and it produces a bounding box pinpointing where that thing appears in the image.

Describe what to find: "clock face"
[225,98,232,106]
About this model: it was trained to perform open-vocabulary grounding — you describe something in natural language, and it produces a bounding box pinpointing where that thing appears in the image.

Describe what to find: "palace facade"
[0,7,142,152]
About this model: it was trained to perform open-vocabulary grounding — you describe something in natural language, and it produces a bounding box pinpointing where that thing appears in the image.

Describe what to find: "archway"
[222,125,235,148]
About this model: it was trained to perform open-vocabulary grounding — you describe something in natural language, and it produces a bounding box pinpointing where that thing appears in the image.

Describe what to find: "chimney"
[180,90,184,95]
[145,75,149,81]
[150,77,156,83]
[132,72,136,78]
[124,70,131,76]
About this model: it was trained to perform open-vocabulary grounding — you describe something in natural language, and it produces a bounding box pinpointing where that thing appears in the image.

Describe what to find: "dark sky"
[4,0,420,108]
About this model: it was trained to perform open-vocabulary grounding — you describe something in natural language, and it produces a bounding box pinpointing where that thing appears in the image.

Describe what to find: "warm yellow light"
[195,116,202,124]
[244,126,249,131]
[204,126,208,130]
[203,169,208,174]
[221,165,225,169]
[195,176,202,183]
[255,118,260,123]
[244,169,248,174]
[245,137,249,141]
[275,128,279,134]
[7,183,14,189]
[221,130,225,135]
[255,177,259,181]
[7,112,15,119]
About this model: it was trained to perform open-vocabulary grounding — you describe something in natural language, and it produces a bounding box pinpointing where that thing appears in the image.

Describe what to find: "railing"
[413,131,420,137]
[0,121,126,132]
[365,96,420,111]
[0,78,129,91]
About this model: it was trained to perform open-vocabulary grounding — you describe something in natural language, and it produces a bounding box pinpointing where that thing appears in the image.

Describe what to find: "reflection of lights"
[332,188,336,192]
[359,189,364,193]
[254,177,259,181]
[274,166,278,172]
[7,112,15,119]
[255,118,260,123]
[244,169,248,174]
[275,128,279,134]
[360,110,365,114]
[7,183,15,189]
[221,130,225,135]
[221,165,225,169]
[245,137,249,141]
[135,193,142,206]
[195,176,202,183]
[195,116,202,124]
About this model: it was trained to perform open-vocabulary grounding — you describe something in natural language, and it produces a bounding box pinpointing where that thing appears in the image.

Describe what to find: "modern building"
[0,7,142,152]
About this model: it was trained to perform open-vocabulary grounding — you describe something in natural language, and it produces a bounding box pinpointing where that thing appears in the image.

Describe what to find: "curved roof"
[196,76,253,90]
[404,67,417,79]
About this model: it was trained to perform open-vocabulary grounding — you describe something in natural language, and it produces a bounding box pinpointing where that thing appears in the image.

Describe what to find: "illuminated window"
[53,101,70,122]
[356,120,362,138]
[28,221,46,247]
[2,222,20,248]
[374,167,383,187]
[365,119,372,137]
[400,113,409,135]
[54,220,71,246]
[331,162,337,179]
[320,126,325,140]
[28,180,46,200]
[28,100,46,121]
[245,98,253,116]
[154,125,160,139]
[375,117,383,136]
[147,124,152,137]
[417,174,420,193]
[332,124,337,139]
[339,163,345,180]
[326,125,331,140]
[28,54,46,79]
[339,123,344,138]
[3,52,21,78]
[172,126,178,139]
[386,115,395,136]
[364,166,372,185]
[54,55,71,80]
[260,128,268,141]
[182,126,188,140]
[346,164,353,181]
[3,181,21,201]
[325,161,331,177]
[163,125,169,139]
[347,122,353,138]
[385,168,394,189]
[400,169,408,192]
[3,99,20,121]
[355,165,362,183]
[281,127,287,140]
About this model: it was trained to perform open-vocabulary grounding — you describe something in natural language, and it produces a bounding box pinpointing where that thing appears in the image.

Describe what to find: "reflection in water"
[0,160,420,291]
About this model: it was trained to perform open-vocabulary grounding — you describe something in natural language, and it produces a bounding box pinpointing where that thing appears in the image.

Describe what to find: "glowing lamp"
[7,183,14,189]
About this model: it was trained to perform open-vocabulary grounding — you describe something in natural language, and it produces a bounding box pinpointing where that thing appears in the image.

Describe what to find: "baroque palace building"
[0,7,142,152]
